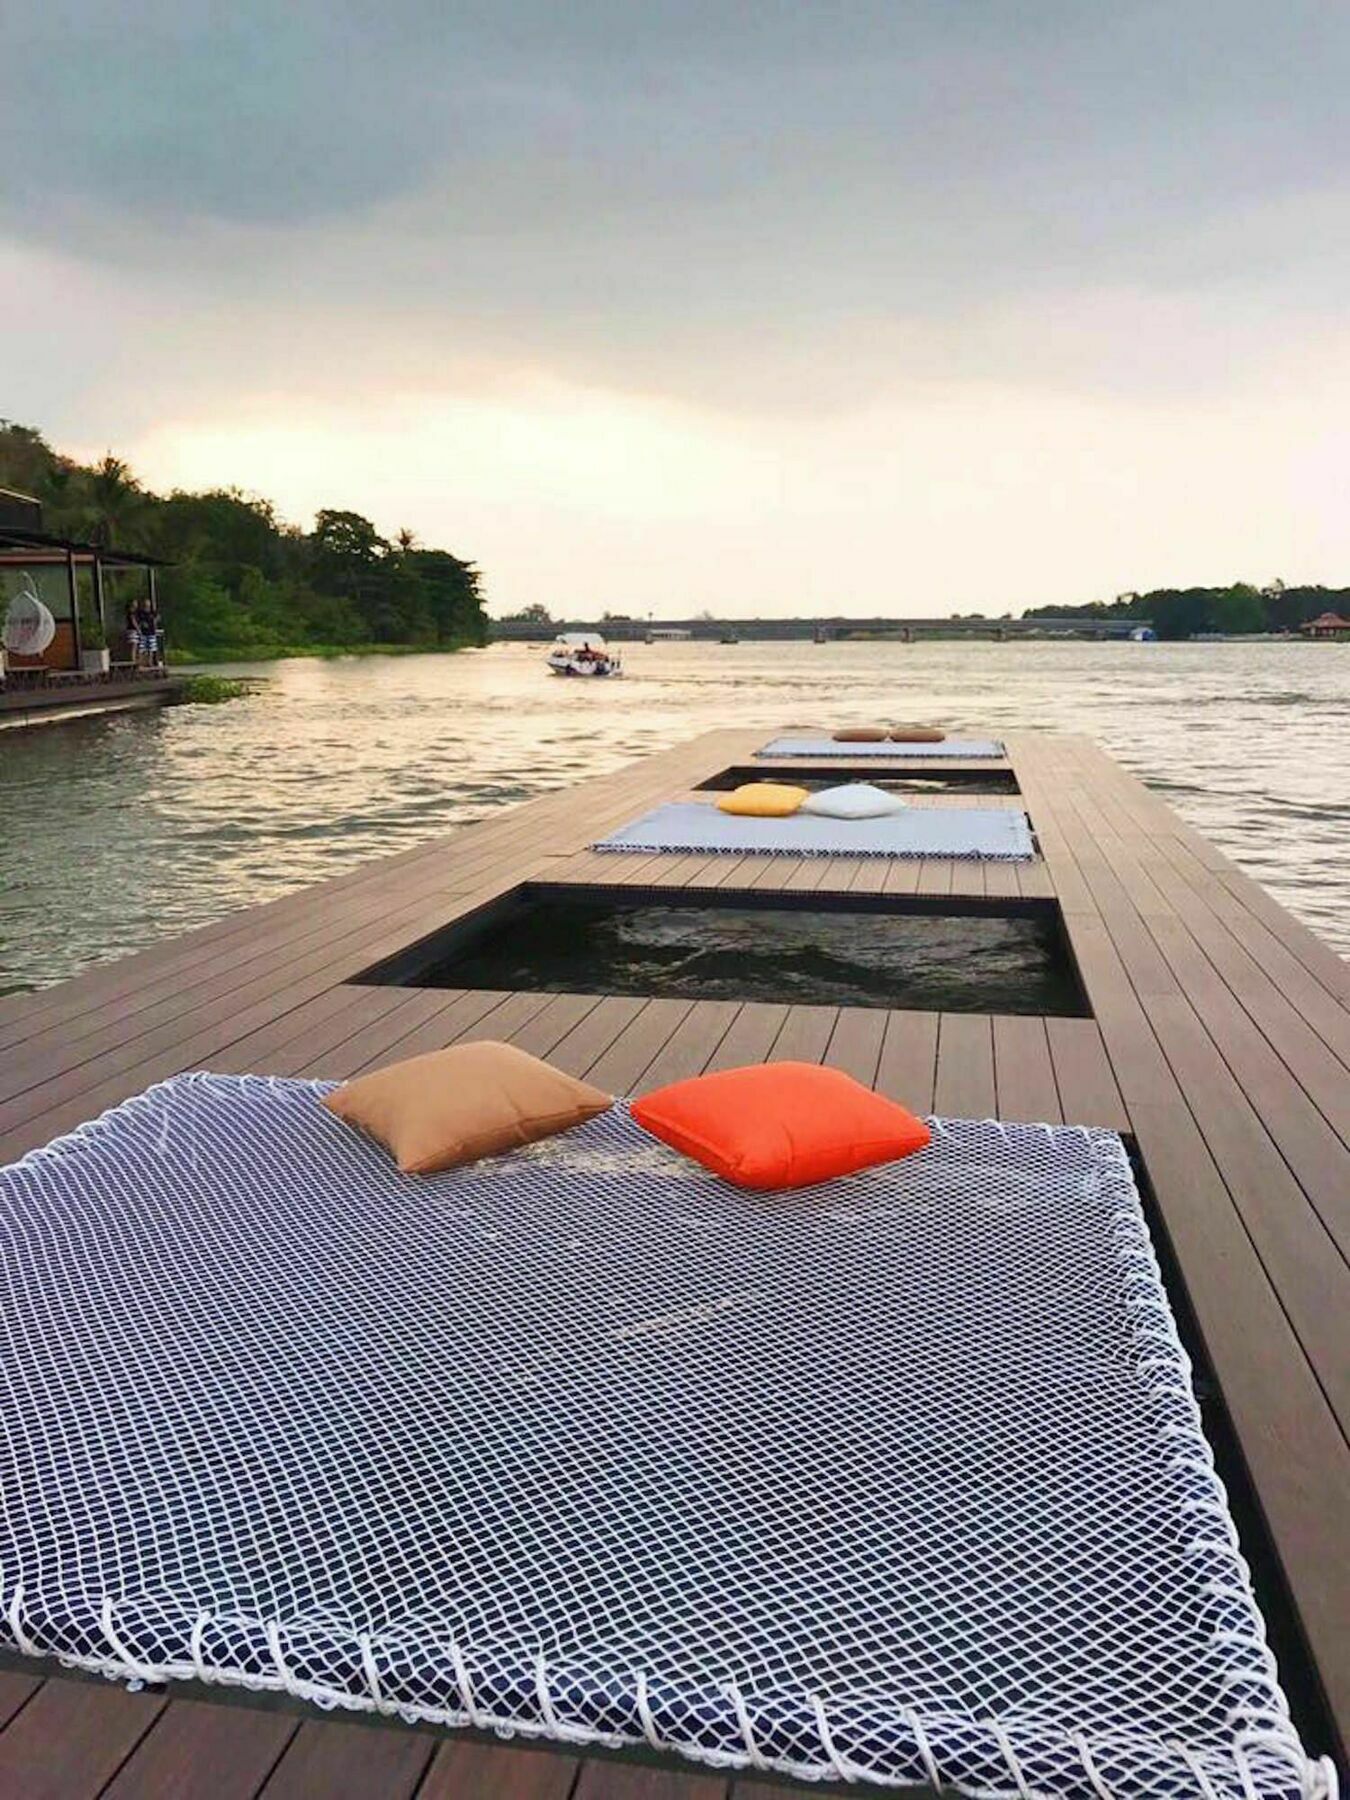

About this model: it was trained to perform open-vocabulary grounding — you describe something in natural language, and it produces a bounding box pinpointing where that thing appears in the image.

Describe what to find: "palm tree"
[40,458,80,537]
[83,454,143,547]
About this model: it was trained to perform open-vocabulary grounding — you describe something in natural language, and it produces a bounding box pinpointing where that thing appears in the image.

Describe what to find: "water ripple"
[2,639,1347,991]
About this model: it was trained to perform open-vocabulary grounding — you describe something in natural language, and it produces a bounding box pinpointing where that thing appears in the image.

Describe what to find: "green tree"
[1209,583,1267,635]
[311,510,387,590]
[1264,584,1348,631]
[0,421,491,659]
[1140,591,1213,638]
[157,566,268,652]
[411,550,486,645]
[82,454,143,547]
[154,489,283,577]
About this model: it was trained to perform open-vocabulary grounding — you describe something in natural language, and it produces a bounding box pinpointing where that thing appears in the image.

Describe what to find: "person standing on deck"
[124,598,143,666]
[145,597,164,665]
[132,599,160,667]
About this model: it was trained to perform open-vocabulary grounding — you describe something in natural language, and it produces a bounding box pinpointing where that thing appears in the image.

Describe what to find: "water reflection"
[2,639,1347,991]
[398,895,1084,1017]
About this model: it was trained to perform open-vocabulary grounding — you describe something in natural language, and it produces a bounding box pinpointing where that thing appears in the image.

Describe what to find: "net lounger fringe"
[590,839,1031,860]
[589,800,1036,860]
[0,1598,1332,1792]
[0,1078,1335,1800]
[0,1588,1333,1800]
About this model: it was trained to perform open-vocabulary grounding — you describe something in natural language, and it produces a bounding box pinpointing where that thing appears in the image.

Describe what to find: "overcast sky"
[4,1,1349,616]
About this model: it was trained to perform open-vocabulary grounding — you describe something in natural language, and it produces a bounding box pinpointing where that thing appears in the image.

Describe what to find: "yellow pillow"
[323,1041,611,1174]
[716,782,810,817]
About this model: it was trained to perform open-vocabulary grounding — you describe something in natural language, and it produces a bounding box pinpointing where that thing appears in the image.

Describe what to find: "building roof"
[0,487,44,532]
[0,523,171,569]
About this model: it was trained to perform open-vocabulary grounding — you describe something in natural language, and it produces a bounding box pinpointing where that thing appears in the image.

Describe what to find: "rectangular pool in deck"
[0,726,1345,1798]
[353,885,1089,1017]
[694,763,1020,793]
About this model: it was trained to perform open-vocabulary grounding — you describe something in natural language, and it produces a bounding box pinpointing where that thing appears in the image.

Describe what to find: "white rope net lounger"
[756,737,1006,759]
[592,801,1035,860]
[0,1075,1330,1800]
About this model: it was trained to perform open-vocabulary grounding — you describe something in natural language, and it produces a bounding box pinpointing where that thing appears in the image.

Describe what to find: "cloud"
[3,1,1350,612]
[6,0,1349,419]
[8,2,1349,267]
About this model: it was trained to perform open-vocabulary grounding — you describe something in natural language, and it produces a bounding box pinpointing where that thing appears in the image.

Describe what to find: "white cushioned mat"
[592,800,1034,859]
[0,1075,1328,1800]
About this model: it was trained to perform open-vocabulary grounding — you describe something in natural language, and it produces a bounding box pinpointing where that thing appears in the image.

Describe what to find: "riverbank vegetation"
[0,422,488,660]
[1023,583,1345,639]
[178,674,252,704]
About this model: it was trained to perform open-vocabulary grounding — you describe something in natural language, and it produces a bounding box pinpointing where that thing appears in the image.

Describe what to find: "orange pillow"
[323,1041,611,1174]
[631,1062,931,1190]
[832,726,889,742]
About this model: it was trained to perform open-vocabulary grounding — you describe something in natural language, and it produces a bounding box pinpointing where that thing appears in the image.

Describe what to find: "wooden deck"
[0,727,1346,1796]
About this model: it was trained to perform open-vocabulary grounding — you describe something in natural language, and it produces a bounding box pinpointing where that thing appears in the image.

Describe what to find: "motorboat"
[546,632,624,677]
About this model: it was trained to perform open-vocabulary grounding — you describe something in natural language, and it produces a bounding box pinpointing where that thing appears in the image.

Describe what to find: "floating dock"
[0,672,184,731]
[0,727,1345,1797]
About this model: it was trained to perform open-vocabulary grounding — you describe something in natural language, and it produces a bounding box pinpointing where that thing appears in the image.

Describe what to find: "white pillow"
[800,782,907,820]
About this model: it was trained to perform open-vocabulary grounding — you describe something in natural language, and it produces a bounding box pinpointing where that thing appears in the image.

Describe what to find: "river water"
[2,640,1347,993]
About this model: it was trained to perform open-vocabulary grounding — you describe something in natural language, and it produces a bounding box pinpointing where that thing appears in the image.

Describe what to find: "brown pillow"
[831,726,889,742]
[323,1041,611,1175]
[889,725,946,742]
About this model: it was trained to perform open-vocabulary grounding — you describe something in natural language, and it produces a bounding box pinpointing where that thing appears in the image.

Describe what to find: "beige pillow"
[831,726,889,742]
[323,1041,611,1175]
[889,725,946,742]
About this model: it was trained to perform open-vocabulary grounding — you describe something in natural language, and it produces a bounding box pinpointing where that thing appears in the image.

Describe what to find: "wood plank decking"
[0,726,1346,1795]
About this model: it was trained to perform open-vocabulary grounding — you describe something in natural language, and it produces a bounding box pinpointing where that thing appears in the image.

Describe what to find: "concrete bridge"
[488,614,1150,643]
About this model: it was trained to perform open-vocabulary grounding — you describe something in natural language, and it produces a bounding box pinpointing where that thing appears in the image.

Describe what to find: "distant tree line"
[1023,582,1343,639]
[506,586,1348,642]
[0,422,488,659]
